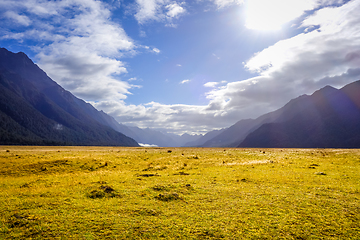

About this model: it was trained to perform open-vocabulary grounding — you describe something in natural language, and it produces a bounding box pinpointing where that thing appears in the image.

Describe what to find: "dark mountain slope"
[239,81,360,148]
[0,48,138,146]
[0,48,119,127]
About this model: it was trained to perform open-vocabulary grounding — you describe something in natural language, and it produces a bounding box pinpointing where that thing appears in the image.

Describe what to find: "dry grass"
[0,146,359,239]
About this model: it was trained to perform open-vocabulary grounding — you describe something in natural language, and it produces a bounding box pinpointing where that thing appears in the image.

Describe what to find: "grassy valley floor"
[0,146,359,239]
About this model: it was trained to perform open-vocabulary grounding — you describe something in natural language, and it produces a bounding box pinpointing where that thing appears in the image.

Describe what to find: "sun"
[245,0,285,31]
[245,0,308,31]
[246,12,284,31]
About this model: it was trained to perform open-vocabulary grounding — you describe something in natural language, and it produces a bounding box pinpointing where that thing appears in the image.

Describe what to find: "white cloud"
[93,100,232,134]
[212,0,244,9]
[4,11,32,26]
[204,81,227,88]
[39,52,131,101]
[166,2,185,18]
[152,47,161,53]
[134,0,162,24]
[134,0,186,25]
[180,79,191,84]
[246,0,360,80]
[204,82,219,88]
[176,64,182,67]
[212,53,220,59]
[139,30,147,37]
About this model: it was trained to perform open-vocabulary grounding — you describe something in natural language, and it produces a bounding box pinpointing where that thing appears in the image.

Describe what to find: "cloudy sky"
[1,0,360,135]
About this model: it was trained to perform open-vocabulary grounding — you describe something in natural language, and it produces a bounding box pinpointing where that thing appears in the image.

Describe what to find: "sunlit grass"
[0,146,359,239]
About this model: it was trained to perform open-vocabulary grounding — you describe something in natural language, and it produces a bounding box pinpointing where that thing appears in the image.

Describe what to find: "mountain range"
[1,48,359,148]
[194,81,360,148]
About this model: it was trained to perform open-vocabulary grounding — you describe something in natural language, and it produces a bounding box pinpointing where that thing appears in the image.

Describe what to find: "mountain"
[200,119,258,147]
[190,94,315,148]
[195,95,312,148]
[0,48,139,146]
[184,129,225,147]
[162,132,203,147]
[201,95,320,147]
[238,81,360,148]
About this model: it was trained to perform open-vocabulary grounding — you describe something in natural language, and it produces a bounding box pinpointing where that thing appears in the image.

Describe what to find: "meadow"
[0,146,359,239]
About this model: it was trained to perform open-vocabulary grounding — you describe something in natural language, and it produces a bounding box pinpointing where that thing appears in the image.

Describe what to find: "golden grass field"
[0,146,359,239]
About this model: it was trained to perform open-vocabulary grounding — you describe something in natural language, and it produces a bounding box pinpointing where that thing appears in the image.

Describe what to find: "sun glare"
[245,0,312,31]
[245,0,285,31]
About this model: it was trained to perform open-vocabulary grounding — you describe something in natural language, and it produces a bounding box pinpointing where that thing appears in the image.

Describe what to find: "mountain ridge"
[2,47,359,148]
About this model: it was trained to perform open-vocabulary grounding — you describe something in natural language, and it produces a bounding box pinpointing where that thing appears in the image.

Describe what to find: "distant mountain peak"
[311,85,338,97]
[15,51,28,57]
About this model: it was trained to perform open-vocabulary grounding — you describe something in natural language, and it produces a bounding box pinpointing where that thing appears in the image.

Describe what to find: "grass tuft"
[87,185,120,199]
[155,192,183,201]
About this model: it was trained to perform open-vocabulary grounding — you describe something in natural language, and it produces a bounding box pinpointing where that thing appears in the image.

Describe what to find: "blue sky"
[1,0,360,134]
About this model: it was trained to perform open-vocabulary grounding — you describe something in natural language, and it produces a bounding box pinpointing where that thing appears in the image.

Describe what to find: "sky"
[1,0,360,135]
